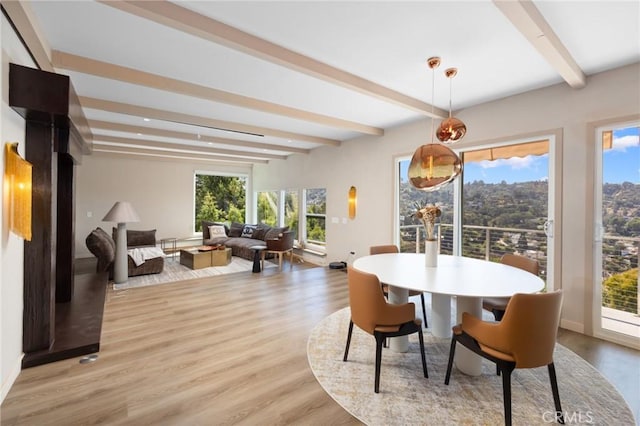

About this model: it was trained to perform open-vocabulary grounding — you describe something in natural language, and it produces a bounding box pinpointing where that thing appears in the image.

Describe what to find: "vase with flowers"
[415,203,441,267]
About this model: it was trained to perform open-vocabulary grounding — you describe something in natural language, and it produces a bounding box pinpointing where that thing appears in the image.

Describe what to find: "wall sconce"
[348,186,357,219]
[4,143,32,240]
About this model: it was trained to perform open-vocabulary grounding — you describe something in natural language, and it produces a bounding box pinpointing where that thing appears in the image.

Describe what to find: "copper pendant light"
[408,143,462,191]
[408,57,463,191]
[436,68,467,143]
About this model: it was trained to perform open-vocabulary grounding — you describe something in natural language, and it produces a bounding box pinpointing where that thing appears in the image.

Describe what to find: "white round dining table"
[352,253,544,375]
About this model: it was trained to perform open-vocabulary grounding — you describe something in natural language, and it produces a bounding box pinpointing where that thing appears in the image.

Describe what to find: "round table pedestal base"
[454,296,483,376]
[431,293,452,338]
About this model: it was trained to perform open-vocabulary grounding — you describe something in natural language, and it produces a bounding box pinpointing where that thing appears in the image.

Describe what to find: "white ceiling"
[11,1,640,165]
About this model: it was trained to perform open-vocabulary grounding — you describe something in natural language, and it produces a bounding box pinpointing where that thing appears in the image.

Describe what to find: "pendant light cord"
[430,65,436,143]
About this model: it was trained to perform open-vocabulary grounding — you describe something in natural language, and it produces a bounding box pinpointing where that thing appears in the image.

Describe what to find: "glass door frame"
[590,116,640,349]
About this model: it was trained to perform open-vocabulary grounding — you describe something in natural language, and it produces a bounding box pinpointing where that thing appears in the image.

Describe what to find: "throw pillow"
[208,225,227,238]
[202,221,229,238]
[252,224,271,241]
[229,222,244,237]
[241,225,257,238]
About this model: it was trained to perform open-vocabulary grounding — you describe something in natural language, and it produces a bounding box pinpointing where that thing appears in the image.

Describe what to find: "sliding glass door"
[396,136,558,291]
[593,123,639,346]
[461,140,553,286]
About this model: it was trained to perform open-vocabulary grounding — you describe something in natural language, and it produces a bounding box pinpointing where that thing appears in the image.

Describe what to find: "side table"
[180,248,211,270]
[249,245,267,273]
[211,247,232,266]
[160,237,177,261]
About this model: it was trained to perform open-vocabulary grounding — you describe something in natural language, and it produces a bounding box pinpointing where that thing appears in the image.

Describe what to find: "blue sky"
[401,126,639,185]
[603,126,639,184]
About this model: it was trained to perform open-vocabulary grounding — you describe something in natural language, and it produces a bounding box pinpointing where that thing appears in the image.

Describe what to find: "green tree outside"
[257,191,277,226]
[194,174,246,231]
[602,268,638,314]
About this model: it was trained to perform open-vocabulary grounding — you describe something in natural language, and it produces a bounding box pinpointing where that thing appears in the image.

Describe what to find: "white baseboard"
[560,319,584,334]
[1,353,23,403]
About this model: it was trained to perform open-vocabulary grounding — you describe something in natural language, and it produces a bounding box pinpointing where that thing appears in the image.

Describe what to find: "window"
[397,158,454,253]
[194,173,247,232]
[284,190,299,241]
[256,191,278,226]
[304,188,326,247]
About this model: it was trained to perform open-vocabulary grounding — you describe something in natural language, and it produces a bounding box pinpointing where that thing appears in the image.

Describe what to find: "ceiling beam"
[52,50,383,136]
[93,134,287,160]
[92,146,266,165]
[493,0,586,89]
[2,2,94,146]
[79,97,339,146]
[1,1,53,71]
[100,0,448,119]
[87,120,311,155]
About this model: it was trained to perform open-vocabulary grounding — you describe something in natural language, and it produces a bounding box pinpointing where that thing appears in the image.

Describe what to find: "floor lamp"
[102,201,140,284]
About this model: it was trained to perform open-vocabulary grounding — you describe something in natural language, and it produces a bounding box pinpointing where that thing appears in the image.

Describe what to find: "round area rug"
[307,308,636,426]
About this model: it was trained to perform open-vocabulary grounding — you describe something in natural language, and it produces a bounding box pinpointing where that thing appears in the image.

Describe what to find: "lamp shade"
[408,143,462,191]
[436,67,466,143]
[436,117,467,143]
[102,201,140,223]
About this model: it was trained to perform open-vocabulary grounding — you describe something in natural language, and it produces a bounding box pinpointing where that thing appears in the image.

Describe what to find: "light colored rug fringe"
[308,307,636,426]
[113,257,275,290]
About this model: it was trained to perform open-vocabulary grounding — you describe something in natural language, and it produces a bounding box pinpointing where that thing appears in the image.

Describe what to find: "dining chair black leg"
[343,320,354,362]
[374,333,385,393]
[444,337,457,385]
[417,329,428,378]
[500,365,515,426]
[420,293,428,328]
[548,363,565,424]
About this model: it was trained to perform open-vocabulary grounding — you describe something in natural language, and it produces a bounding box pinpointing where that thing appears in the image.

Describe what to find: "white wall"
[1,13,36,402]
[75,154,252,258]
[253,63,640,335]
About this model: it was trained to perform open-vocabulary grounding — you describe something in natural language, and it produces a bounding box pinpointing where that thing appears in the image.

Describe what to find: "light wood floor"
[2,262,638,425]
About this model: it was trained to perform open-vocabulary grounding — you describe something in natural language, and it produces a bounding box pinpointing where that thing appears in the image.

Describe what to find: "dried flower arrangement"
[415,203,442,241]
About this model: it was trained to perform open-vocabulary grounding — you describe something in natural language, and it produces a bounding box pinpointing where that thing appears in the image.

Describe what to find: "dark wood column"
[56,149,75,303]
[9,63,95,366]
[23,120,58,352]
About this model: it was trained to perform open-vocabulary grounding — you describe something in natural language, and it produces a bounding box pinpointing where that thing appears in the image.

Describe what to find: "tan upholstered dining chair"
[370,245,428,328]
[343,267,428,393]
[483,253,540,321]
[445,290,564,426]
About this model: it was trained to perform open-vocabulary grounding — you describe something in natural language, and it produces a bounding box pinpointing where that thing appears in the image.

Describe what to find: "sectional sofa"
[201,221,288,261]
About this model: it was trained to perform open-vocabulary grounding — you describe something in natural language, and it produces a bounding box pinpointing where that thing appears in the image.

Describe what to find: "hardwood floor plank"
[2,265,637,425]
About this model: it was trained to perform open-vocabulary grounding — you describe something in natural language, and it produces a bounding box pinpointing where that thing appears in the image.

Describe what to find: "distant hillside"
[603,182,640,238]
[401,180,639,238]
